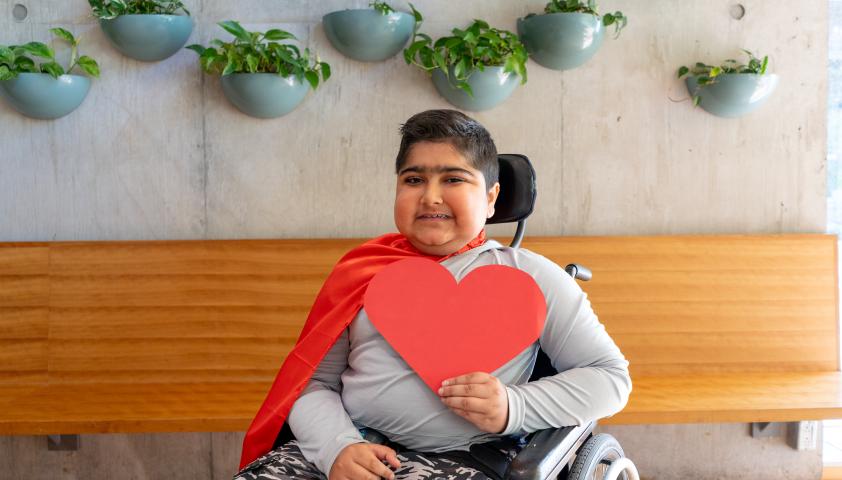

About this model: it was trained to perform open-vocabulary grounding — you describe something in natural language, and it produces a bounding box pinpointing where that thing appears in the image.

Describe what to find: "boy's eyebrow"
[398,165,475,177]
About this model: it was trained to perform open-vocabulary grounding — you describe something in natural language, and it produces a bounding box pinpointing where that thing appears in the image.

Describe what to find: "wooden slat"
[616,331,838,375]
[0,245,49,275]
[0,382,268,434]
[48,337,292,384]
[49,306,309,338]
[0,308,47,383]
[0,276,49,307]
[596,301,837,333]
[604,372,842,424]
[49,275,325,307]
[48,307,304,383]
[49,239,361,275]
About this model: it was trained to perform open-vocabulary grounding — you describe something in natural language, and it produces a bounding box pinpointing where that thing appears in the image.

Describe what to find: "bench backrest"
[1,234,836,387]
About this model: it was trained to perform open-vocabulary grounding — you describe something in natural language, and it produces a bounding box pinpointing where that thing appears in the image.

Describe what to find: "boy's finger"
[438,383,492,399]
[349,462,380,480]
[371,444,402,469]
[442,371,490,386]
[441,395,488,413]
[363,454,396,480]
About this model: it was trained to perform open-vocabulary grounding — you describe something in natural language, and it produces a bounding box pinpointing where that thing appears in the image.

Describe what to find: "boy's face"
[394,141,500,256]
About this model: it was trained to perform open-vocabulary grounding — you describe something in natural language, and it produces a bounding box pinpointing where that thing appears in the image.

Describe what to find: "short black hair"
[395,109,498,188]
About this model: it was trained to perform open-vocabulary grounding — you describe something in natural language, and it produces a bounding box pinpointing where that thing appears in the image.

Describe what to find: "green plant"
[404,19,527,96]
[88,0,190,19]
[186,21,330,90]
[0,28,100,81]
[534,0,627,38]
[370,1,395,15]
[677,49,770,105]
[369,0,423,25]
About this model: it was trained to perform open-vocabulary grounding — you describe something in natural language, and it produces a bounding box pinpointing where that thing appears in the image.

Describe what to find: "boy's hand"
[438,372,509,433]
[329,443,400,480]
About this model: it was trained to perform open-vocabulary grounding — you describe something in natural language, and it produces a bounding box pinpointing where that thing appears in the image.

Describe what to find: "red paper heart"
[363,257,547,392]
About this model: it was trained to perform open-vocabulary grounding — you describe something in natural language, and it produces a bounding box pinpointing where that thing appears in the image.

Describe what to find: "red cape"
[239,231,489,468]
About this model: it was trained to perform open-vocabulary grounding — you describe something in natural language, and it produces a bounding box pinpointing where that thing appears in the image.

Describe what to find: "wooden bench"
[1,234,840,436]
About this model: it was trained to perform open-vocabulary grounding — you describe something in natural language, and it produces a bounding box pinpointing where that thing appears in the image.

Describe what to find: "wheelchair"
[274,154,639,480]
[482,153,639,480]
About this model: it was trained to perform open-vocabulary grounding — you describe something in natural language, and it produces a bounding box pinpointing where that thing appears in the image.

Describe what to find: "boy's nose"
[421,184,443,205]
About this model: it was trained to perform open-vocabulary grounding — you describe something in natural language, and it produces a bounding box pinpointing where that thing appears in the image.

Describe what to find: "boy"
[235,109,631,480]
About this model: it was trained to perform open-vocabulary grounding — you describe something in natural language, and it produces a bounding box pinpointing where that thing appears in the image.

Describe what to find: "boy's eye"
[445,177,466,183]
[404,177,423,185]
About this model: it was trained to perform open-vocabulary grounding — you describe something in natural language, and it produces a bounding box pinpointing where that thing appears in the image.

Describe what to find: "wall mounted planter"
[322,9,415,62]
[517,12,604,71]
[100,14,193,61]
[431,66,519,111]
[685,73,779,118]
[0,73,91,119]
[220,73,309,119]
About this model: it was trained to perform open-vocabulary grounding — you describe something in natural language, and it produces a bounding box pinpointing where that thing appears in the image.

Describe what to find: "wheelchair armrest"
[504,421,596,480]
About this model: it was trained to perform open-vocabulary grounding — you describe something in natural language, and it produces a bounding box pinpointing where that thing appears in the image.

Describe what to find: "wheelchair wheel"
[568,433,627,480]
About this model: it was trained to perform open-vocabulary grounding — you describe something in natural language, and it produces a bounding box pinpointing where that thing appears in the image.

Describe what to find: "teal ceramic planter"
[0,73,91,119]
[431,66,519,111]
[323,9,415,62]
[220,73,310,119]
[517,13,604,71]
[685,73,779,118]
[100,14,193,61]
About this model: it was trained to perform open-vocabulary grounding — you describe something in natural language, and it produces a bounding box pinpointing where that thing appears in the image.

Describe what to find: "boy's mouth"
[417,213,452,220]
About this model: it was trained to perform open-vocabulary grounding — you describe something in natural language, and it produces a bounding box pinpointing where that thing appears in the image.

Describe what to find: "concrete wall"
[0,0,829,479]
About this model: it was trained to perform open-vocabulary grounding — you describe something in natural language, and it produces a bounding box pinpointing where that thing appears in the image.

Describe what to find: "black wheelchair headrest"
[486,154,537,225]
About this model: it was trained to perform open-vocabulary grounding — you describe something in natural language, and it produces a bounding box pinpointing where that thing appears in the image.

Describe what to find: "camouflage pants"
[234,440,511,480]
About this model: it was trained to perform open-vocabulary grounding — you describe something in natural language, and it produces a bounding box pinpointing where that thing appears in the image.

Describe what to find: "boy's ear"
[487,182,501,218]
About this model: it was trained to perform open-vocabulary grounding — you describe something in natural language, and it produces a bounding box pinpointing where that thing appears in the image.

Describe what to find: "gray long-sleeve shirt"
[287,240,632,475]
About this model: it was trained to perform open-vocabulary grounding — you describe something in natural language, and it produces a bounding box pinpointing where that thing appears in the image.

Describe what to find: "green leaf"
[0,65,15,81]
[304,70,319,89]
[403,38,429,64]
[245,53,258,72]
[218,21,252,43]
[201,51,223,71]
[264,29,296,41]
[677,65,689,78]
[409,3,423,23]
[222,58,237,76]
[185,44,206,56]
[40,61,65,79]
[432,50,447,72]
[503,55,517,75]
[0,46,14,66]
[454,56,469,79]
[760,55,768,75]
[320,61,331,82]
[76,56,100,77]
[14,56,36,72]
[693,95,701,106]
[709,66,722,77]
[21,42,54,60]
[50,27,77,45]
[457,80,473,97]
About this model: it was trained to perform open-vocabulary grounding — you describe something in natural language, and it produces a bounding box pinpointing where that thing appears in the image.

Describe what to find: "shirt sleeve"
[501,252,632,435]
[287,327,368,475]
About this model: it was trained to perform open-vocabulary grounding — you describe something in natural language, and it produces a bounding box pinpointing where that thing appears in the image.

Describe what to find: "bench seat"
[1,234,839,435]
[2,372,841,435]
